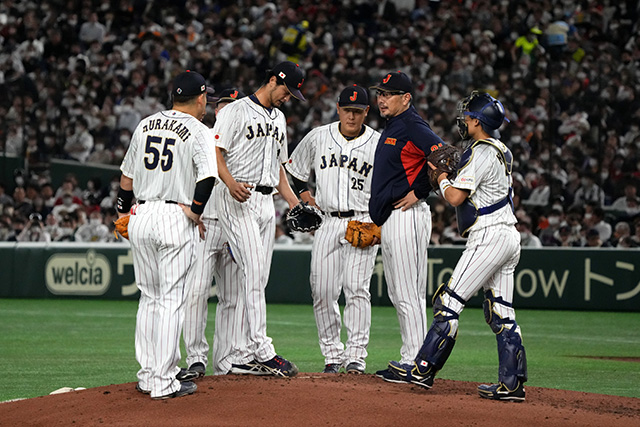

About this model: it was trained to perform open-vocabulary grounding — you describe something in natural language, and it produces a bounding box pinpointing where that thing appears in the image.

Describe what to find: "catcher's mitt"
[427,144,462,188]
[345,220,381,248]
[113,215,130,240]
[286,202,323,232]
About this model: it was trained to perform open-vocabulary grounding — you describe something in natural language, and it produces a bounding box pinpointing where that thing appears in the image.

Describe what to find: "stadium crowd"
[1,0,639,247]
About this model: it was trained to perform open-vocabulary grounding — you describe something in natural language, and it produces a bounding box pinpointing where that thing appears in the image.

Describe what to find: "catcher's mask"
[457,91,509,139]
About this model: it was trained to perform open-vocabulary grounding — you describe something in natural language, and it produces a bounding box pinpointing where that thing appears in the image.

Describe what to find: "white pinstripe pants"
[310,215,377,367]
[216,187,277,363]
[182,217,246,374]
[129,201,197,398]
[446,224,521,325]
[380,201,432,365]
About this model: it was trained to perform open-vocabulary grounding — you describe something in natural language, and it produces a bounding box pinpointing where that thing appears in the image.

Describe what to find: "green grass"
[0,299,638,401]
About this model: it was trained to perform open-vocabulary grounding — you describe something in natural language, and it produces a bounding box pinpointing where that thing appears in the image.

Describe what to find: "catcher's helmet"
[457,91,509,139]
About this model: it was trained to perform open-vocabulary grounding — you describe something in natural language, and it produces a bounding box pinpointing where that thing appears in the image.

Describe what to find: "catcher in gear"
[387,91,527,402]
[285,84,380,374]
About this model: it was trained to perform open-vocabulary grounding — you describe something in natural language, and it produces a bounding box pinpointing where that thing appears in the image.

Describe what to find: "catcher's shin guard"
[484,290,527,389]
[415,283,464,373]
[496,324,527,389]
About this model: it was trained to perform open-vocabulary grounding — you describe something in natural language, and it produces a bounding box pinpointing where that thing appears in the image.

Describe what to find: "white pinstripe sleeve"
[192,125,218,182]
[212,103,237,152]
[120,123,141,178]
[286,128,317,181]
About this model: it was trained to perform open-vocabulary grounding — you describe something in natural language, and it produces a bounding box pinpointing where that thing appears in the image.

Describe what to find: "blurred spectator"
[609,221,633,247]
[16,212,51,242]
[12,187,34,218]
[521,172,551,210]
[586,205,612,242]
[79,12,106,45]
[63,117,94,162]
[51,192,82,222]
[55,213,78,242]
[517,219,542,248]
[584,228,610,248]
[0,183,14,206]
[571,172,605,208]
[74,210,110,242]
[538,209,566,246]
[609,181,640,218]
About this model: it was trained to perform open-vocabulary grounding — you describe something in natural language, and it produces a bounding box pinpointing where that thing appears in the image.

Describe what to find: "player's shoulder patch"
[384,137,397,146]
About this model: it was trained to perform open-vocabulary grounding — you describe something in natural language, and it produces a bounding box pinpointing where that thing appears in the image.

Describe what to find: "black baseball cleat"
[477,381,526,402]
[135,383,150,394]
[228,360,271,375]
[187,362,206,380]
[151,381,197,400]
[259,355,299,377]
[388,361,434,389]
[346,362,365,374]
[375,367,405,384]
[176,367,199,382]
[322,363,342,374]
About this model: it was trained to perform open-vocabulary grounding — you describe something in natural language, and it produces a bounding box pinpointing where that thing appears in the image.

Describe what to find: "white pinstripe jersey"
[452,138,517,231]
[286,122,380,212]
[120,110,218,203]
[212,96,288,187]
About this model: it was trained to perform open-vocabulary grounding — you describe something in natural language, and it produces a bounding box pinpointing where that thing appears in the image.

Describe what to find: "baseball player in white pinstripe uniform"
[180,89,257,379]
[212,62,306,377]
[117,71,218,399]
[368,72,445,382]
[286,85,380,374]
[388,91,528,402]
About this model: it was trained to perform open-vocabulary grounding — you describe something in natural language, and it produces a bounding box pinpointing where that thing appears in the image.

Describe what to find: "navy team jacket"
[369,105,445,226]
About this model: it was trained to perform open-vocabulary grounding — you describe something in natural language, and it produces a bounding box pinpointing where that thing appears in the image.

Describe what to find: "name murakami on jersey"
[319,153,373,177]
[142,118,192,141]
[45,250,111,295]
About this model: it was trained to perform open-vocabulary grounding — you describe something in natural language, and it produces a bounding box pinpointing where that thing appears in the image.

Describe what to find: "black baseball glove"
[426,144,462,188]
[286,202,323,232]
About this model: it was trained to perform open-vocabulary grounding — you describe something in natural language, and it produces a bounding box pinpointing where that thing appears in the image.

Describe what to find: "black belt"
[139,200,178,205]
[329,210,355,218]
[255,185,273,195]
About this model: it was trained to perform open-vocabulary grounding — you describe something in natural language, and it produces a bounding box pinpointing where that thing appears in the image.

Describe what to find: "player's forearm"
[438,177,468,206]
[277,165,300,209]
[215,147,236,188]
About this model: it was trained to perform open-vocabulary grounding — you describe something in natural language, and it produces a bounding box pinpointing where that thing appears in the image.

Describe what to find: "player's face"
[215,101,232,116]
[337,106,368,137]
[465,116,482,138]
[269,83,292,108]
[376,91,410,118]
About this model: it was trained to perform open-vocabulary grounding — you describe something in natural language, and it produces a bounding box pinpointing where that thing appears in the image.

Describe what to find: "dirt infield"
[1,374,639,426]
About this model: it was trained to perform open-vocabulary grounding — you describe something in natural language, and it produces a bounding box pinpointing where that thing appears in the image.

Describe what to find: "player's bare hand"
[301,193,318,208]
[427,161,436,170]
[372,236,381,245]
[229,182,253,203]
[393,190,419,211]
[179,203,206,239]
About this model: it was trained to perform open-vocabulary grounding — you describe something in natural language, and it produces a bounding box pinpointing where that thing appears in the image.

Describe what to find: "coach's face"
[337,106,369,138]
[376,90,411,118]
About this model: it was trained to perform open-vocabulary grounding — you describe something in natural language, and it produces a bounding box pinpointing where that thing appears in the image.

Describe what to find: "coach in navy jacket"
[368,71,446,382]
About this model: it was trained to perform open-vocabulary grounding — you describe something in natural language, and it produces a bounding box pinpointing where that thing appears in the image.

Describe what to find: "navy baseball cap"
[172,70,212,97]
[272,61,306,101]
[337,85,369,110]
[370,71,413,94]
[208,88,246,104]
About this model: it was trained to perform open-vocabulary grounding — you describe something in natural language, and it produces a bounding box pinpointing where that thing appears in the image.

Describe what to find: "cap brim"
[205,87,216,103]
[369,85,404,94]
[216,97,239,104]
[285,85,306,101]
[338,104,369,110]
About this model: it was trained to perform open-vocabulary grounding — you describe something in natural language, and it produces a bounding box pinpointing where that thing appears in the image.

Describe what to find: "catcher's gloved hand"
[344,220,381,248]
[426,144,462,189]
[113,215,130,240]
[286,202,323,232]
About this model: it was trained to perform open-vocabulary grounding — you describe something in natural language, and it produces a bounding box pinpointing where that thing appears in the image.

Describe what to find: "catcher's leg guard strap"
[416,283,464,371]
[497,324,528,389]
[483,289,514,334]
